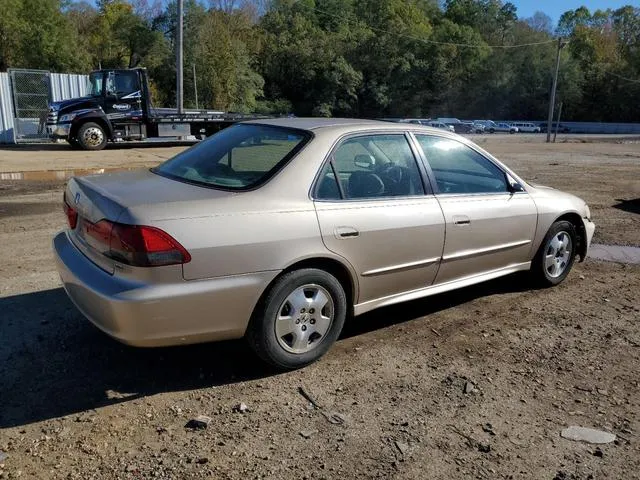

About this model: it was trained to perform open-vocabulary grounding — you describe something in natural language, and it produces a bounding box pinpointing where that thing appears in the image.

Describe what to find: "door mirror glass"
[507,175,525,192]
[106,72,118,98]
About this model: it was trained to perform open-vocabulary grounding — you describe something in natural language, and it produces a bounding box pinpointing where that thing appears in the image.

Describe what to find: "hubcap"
[544,231,572,278]
[83,127,104,147]
[275,284,334,354]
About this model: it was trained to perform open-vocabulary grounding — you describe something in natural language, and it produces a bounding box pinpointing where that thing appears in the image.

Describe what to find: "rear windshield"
[153,124,310,190]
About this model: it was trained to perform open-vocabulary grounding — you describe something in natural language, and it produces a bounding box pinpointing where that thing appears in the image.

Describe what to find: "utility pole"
[553,102,563,143]
[176,0,184,114]
[546,37,566,143]
[193,64,198,110]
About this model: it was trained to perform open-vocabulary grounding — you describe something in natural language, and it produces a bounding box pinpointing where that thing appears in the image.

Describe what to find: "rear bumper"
[53,231,278,347]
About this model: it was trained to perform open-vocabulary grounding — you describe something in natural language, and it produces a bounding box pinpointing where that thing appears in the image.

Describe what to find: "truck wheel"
[77,122,107,151]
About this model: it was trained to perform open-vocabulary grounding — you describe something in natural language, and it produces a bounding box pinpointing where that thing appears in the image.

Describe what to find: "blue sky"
[513,0,640,25]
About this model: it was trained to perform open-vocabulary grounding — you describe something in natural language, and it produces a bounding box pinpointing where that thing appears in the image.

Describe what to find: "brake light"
[80,219,190,267]
[63,193,78,229]
[109,223,191,267]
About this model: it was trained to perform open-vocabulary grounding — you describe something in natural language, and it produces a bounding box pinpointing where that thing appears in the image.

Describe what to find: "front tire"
[531,221,577,286]
[246,269,347,370]
[77,122,107,151]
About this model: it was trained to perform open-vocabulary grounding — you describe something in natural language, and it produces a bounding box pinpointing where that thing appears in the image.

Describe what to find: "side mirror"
[507,175,525,193]
[105,72,119,99]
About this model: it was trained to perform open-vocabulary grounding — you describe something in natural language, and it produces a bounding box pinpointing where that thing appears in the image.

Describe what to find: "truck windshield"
[87,72,104,97]
[153,124,311,190]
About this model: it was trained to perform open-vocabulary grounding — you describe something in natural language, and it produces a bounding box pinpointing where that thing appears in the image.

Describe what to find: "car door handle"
[453,215,471,225]
[335,227,360,238]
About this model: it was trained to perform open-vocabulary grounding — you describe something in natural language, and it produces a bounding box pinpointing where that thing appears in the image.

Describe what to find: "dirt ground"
[0,135,639,479]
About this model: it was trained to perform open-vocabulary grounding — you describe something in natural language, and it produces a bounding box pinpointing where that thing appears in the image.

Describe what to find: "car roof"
[243,117,449,135]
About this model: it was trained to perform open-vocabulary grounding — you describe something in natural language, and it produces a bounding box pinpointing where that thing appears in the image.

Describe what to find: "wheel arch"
[280,256,357,308]
[554,212,587,262]
[252,255,358,323]
[70,115,113,142]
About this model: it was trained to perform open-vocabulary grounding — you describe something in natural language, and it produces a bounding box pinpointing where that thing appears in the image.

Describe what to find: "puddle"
[0,168,133,182]
[589,244,640,265]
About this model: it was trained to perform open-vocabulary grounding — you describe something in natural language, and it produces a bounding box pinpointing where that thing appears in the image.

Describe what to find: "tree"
[526,11,553,34]
[194,9,264,111]
[89,0,166,69]
[0,0,25,70]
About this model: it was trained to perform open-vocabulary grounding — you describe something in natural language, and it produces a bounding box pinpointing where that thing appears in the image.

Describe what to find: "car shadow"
[0,273,537,428]
[613,198,640,215]
[341,272,535,338]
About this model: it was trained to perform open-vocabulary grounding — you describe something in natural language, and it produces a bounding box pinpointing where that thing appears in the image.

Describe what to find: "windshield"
[87,72,104,97]
[153,124,311,190]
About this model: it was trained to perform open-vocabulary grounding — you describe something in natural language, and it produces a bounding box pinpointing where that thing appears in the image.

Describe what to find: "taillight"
[63,193,78,229]
[108,223,191,267]
[78,218,190,267]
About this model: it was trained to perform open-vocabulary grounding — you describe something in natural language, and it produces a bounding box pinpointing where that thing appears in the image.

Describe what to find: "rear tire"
[77,122,107,151]
[531,220,577,287]
[246,269,347,370]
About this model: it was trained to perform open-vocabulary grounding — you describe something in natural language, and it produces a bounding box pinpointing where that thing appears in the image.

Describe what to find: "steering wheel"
[377,162,406,192]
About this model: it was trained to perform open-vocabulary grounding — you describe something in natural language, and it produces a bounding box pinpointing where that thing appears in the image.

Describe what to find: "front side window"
[106,71,139,97]
[416,136,508,194]
[154,124,310,190]
[316,134,424,200]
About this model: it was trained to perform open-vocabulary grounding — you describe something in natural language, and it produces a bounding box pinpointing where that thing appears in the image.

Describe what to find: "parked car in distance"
[426,121,455,133]
[475,120,517,134]
[470,121,486,133]
[436,117,462,126]
[496,122,518,134]
[54,118,595,369]
[539,122,571,133]
[450,122,475,134]
[511,122,541,133]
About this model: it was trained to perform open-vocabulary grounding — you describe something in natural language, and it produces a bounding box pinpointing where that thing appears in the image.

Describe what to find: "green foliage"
[0,0,638,121]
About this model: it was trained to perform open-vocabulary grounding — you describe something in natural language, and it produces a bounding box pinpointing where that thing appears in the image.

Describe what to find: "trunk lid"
[65,169,234,274]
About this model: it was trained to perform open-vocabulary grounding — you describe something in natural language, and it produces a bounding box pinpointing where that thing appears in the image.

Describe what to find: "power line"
[299,3,557,49]
[603,70,640,84]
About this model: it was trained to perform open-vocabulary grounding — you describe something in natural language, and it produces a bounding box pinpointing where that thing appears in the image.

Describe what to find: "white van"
[511,122,541,133]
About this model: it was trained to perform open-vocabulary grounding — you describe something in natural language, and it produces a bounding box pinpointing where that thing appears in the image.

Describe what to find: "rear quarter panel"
[118,129,342,281]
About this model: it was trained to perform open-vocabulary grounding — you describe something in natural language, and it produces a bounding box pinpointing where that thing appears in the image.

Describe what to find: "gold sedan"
[53,118,595,369]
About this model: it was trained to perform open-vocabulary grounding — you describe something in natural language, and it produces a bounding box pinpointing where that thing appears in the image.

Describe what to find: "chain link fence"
[9,69,51,142]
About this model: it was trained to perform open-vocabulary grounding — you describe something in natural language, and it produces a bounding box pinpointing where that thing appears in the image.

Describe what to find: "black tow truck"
[47,68,266,150]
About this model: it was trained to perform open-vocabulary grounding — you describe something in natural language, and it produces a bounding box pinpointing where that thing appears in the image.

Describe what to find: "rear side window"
[416,136,508,194]
[154,124,310,190]
[316,134,424,200]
